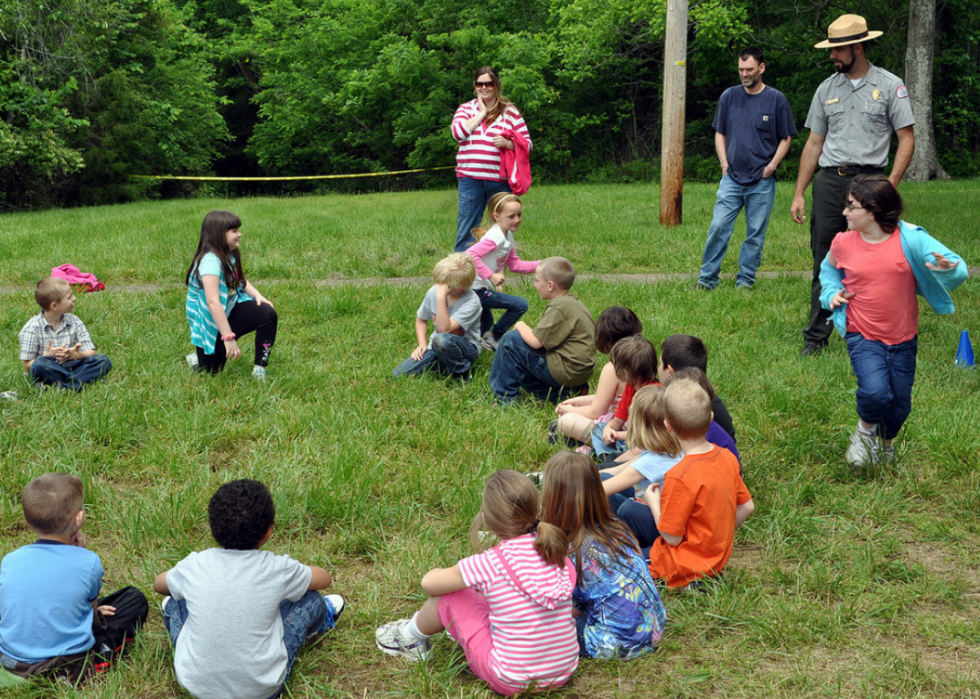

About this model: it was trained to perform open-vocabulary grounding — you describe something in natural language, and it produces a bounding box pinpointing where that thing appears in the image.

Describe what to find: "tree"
[904,0,948,180]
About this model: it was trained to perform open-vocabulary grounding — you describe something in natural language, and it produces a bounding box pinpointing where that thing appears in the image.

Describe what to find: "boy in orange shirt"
[647,378,754,589]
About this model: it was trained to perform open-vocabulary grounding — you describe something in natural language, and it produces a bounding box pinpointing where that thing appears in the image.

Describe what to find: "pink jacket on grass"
[51,265,105,292]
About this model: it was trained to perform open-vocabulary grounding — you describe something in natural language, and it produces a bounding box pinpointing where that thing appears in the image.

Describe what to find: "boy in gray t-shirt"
[154,480,345,699]
[392,253,482,379]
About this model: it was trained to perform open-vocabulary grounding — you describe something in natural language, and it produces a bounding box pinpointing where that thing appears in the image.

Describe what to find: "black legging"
[197,300,278,373]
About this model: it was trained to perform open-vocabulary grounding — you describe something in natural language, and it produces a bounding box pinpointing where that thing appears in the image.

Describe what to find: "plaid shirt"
[18,313,95,362]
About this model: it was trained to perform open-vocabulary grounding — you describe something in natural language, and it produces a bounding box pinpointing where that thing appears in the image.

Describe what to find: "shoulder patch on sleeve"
[896,85,909,99]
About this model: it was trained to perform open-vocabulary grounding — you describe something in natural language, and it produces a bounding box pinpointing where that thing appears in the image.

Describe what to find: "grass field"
[0,181,978,698]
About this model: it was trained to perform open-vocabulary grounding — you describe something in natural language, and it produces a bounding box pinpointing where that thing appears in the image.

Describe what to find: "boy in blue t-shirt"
[0,473,147,683]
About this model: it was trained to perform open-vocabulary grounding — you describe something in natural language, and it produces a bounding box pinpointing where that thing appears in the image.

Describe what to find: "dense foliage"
[2,0,977,209]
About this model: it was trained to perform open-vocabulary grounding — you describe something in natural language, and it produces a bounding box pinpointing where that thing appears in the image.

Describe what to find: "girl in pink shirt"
[375,471,578,696]
[821,175,965,468]
[466,192,540,351]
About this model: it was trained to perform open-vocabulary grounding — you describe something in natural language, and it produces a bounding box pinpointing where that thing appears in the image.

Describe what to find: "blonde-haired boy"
[0,473,147,682]
[646,378,754,589]
[393,253,482,379]
[18,277,111,390]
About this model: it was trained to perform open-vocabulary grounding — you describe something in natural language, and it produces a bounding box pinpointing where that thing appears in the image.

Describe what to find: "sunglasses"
[475,81,494,88]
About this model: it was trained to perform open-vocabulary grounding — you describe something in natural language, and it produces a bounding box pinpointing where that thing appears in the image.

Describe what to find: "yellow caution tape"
[132,165,456,182]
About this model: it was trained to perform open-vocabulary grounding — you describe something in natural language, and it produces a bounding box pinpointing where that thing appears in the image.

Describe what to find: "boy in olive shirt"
[489,257,596,404]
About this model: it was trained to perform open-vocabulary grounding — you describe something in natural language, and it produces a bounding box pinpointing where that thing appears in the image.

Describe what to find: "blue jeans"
[162,591,327,699]
[455,177,512,252]
[591,422,626,457]
[392,333,480,377]
[846,332,918,440]
[489,330,569,404]
[30,354,111,390]
[474,288,528,338]
[698,175,776,288]
[599,472,659,550]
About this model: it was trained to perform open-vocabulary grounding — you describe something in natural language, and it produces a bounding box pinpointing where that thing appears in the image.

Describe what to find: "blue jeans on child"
[599,471,659,551]
[392,333,480,378]
[30,354,111,390]
[489,330,571,404]
[455,177,512,252]
[846,332,918,440]
[475,288,528,339]
[590,422,626,458]
[698,175,776,289]
[162,590,329,698]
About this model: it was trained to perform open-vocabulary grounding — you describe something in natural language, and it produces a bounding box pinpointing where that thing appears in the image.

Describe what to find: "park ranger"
[790,14,915,358]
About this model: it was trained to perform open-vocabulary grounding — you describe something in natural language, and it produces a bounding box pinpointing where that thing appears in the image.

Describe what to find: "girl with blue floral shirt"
[541,451,667,659]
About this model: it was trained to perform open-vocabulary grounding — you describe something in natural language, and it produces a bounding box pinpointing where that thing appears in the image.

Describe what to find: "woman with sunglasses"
[451,67,531,252]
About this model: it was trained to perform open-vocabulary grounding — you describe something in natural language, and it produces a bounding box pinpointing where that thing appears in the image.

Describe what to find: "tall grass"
[0,182,978,698]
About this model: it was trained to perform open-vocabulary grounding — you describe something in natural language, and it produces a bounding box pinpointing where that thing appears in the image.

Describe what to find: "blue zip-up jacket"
[819,221,968,338]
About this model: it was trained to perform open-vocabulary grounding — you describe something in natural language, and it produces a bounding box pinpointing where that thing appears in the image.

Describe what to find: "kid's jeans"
[197,300,278,373]
[162,589,327,698]
[392,333,480,378]
[846,332,918,440]
[474,288,528,339]
[489,331,575,404]
[30,354,111,391]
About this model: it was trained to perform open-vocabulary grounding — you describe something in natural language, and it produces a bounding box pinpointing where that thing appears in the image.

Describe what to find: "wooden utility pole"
[660,0,688,225]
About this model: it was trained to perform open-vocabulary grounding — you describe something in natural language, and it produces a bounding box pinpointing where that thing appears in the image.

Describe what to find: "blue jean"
[162,590,327,699]
[392,333,480,377]
[30,354,111,390]
[489,330,569,404]
[455,177,512,252]
[846,332,918,440]
[474,288,529,338]
[599,472,659,550]
[590,422,626,457]
[698,175,776,288]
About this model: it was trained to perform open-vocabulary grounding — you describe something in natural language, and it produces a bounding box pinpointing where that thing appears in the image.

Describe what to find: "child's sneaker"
[845,422,878,468]
[252,366,267,381]
[186,352,199,369]
[160,596,172,613]
[319,594,345,633]
[525,471,543,486]
[481,332,499,352]
[0,391,19,401]
[375,619,432,661]
[882,445,896,463]
[574,444,594,457]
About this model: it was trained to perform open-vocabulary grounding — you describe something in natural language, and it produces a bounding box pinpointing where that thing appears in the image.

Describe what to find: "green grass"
[0,182,979,698]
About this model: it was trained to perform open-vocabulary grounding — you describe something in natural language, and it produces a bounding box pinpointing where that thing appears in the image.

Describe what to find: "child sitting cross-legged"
[647,378,754,590]
[18,278,112,391]
[392,253,482,380]
[541,452,667,659]
[0,473,147,684]
[592,334,659,460]
[154,479,345,699]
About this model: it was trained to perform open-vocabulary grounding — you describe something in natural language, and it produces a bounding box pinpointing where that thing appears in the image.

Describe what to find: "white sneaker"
[0,391,19,401]
[319,594,346,632]
[160,596,172,613]
[375,619,432,661]
[252,366,267,380]
[186,353,199,369]
[481,332,500,352]
[846,423,878,467]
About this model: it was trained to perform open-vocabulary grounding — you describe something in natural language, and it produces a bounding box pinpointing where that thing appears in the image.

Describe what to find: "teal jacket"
[819,221,968,339]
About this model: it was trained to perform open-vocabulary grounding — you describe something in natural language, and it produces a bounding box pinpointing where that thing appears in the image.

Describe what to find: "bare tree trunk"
[905,0,949,180]
[660,0,688,224]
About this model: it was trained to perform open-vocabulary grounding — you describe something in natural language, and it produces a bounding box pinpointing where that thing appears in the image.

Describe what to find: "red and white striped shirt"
[458,534,578,692]
[452,100,532,181]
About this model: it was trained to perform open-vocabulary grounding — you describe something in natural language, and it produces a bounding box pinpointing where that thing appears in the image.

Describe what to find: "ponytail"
[532,520,570,568]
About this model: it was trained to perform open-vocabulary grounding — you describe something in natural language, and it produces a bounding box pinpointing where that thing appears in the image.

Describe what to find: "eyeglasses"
[844,203,864,212]
[475,81,494,88]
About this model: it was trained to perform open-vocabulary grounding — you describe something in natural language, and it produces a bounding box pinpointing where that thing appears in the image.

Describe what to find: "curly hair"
[208,479,276,550]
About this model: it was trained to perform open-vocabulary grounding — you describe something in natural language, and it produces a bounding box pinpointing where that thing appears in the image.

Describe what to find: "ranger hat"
[814,14,883,49]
